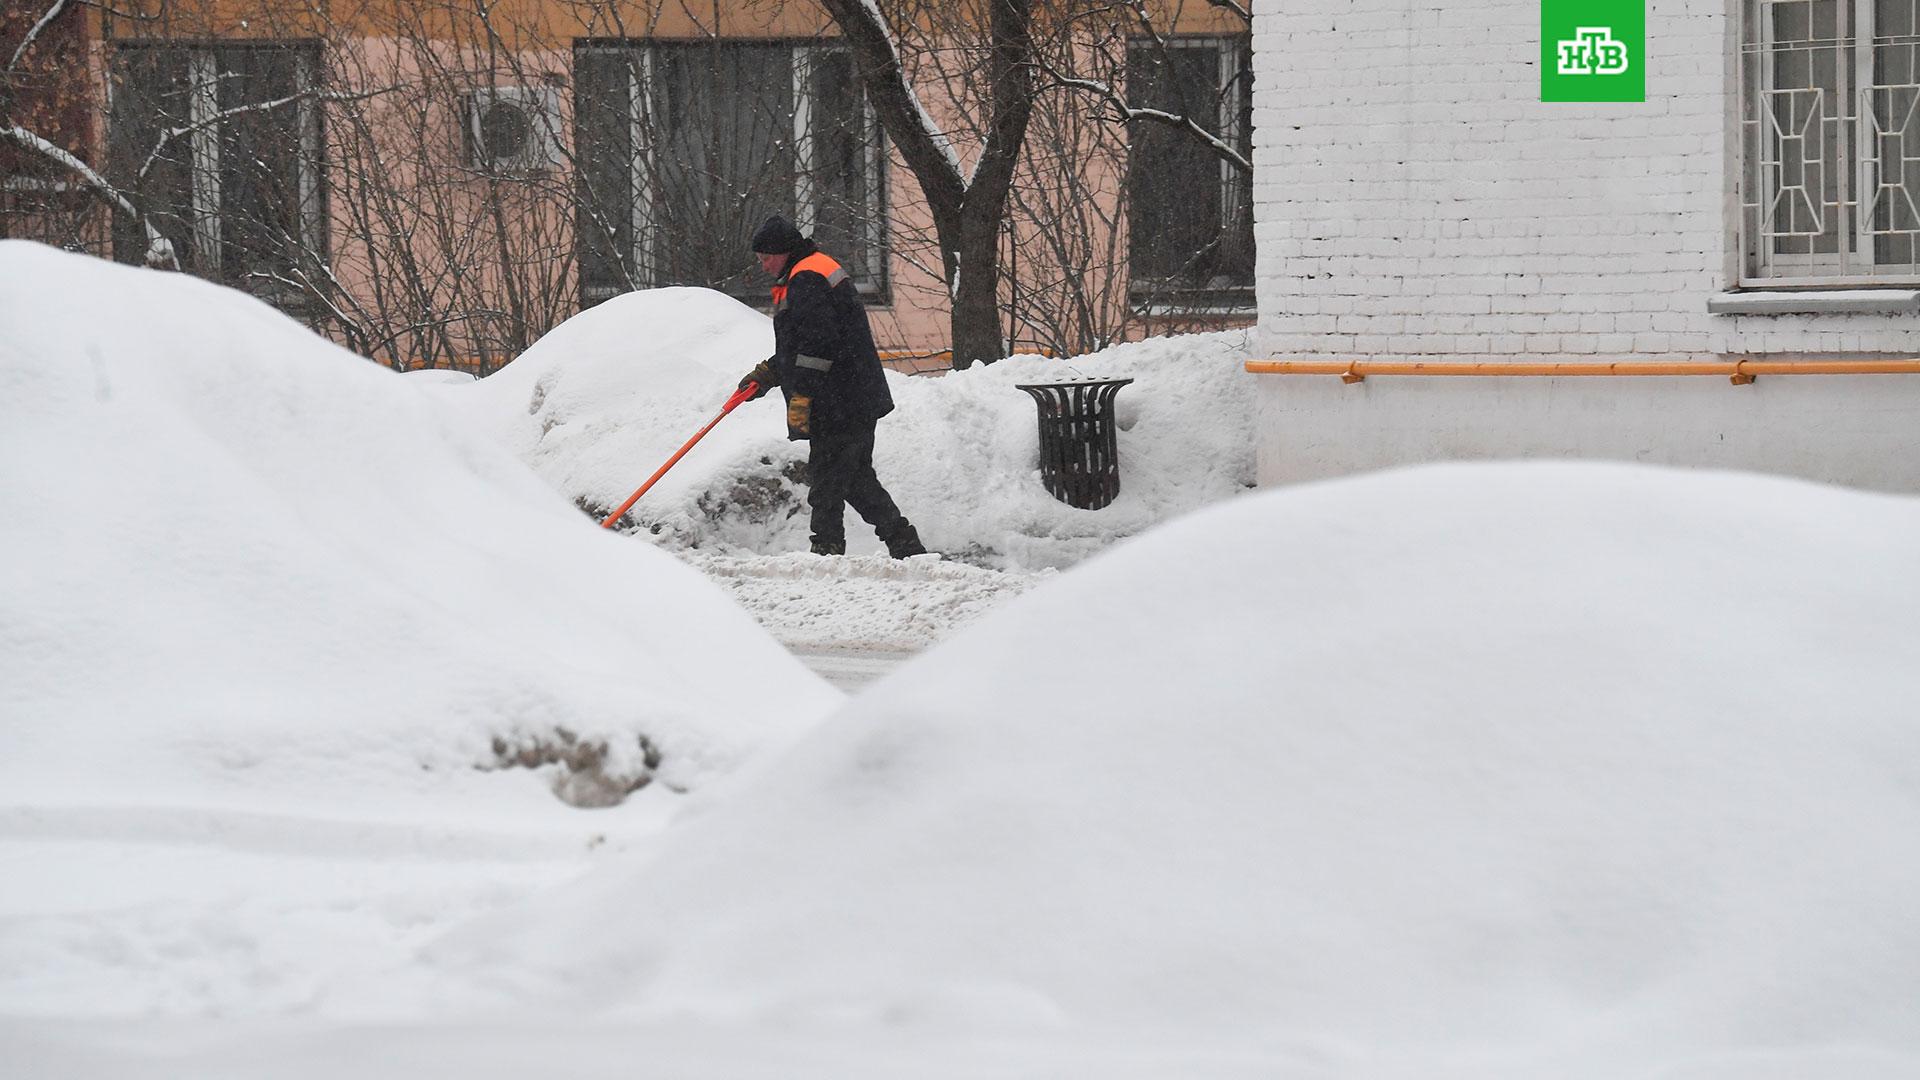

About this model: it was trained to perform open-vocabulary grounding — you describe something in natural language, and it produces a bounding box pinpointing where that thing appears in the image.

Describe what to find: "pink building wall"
[17,2,1250,372]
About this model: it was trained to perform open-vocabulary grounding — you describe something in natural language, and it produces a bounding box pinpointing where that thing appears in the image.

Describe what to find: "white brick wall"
[1251,0,1920,361]
[1248,0,1920,492]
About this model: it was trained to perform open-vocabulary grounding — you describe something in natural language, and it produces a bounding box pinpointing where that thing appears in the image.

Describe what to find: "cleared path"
[791,647,916,692]
[686,552,1046,676]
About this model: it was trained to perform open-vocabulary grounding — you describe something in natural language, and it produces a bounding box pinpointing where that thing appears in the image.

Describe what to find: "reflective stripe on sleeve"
[796,353,834,372]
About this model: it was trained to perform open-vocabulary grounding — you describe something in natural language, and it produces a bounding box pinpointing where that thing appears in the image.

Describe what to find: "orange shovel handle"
[598,382,759,529]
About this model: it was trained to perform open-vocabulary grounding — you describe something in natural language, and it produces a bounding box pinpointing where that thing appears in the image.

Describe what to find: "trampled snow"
[433,283,1254,651]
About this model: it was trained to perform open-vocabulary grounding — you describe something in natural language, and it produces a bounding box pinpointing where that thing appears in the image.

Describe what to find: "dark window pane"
[1873,0,1919,267]
[109,45,197,267]
[574,47,637,306]
[1126,41,1253,295]
[215,45,315,289]
[809,49,882,288]
[654,43,795,299]
[1767,2,1846,257]
[570,41,886,307]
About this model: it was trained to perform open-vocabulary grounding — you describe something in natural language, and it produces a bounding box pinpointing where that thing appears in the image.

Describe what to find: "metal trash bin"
[1014,377,1134,510]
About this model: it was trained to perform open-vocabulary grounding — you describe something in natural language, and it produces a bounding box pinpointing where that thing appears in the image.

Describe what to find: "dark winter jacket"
[764,240,894,434]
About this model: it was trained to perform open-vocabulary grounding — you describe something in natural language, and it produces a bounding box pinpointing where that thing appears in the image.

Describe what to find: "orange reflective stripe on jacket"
[770,251,848,312]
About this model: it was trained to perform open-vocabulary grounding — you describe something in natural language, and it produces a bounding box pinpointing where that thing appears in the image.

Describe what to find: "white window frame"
[1738,0,1920,285]
[187,50,221,267]
[1215,40,1251,272]
[111,41,326,285]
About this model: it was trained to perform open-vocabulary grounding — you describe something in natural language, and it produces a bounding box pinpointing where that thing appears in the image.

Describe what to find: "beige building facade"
[4,1,1254,373]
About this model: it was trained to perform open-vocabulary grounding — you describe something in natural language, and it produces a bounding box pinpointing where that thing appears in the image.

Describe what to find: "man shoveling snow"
[736,214,929,559]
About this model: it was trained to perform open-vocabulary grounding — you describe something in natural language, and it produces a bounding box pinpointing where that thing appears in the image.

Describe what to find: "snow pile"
[436,463,1920,1076]
[437,289,1257,569]
[881,335,1259,569]
[443,286,779,531]
[0,243,835,816]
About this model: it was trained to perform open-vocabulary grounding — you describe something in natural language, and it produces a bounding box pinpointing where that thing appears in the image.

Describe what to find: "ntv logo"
[1557,27,1629,75]
[1541,1,1642,101]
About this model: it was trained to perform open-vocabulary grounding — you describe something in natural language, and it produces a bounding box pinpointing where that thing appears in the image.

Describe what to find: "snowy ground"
[687,551,1046,651]
[5,245,1918,1079]
[696,551,1048,688]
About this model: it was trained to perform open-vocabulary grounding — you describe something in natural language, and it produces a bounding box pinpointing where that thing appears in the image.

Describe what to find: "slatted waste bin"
[1015,377,1134,510]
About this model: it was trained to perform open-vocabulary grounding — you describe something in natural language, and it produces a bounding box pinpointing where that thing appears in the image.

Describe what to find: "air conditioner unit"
[461,87,563,175]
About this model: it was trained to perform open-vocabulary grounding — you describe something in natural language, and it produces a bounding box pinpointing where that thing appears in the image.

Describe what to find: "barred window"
[1739,0,1920,284]
[1126,37,1254,308]
[574,41,888,309]
[109,42,326,304]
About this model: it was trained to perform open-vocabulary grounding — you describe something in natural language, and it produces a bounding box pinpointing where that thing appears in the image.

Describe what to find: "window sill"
[1129,291,1257,319]
[1707,289,1920,315]
[1133,305,1258,320]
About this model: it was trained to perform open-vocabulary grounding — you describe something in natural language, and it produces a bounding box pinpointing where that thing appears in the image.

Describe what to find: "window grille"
[1739,0,1920,284]
[573,41,888,309]
[1125,37,1254,307]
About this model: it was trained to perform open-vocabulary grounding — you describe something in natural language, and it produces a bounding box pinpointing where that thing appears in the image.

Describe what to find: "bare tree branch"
[816,0,1038,366]
[816,0,967,208]
[137,85,395,183]
[1203,0,1253,24]
[6,0,70,76]
[1043,72,1250,174]
[1,123,180,268]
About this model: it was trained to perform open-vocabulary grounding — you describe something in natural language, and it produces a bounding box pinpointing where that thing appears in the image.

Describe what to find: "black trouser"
[806,419,906,548]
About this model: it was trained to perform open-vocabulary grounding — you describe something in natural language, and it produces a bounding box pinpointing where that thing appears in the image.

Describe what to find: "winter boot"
[881,521,928,560]
[809,537,846,556]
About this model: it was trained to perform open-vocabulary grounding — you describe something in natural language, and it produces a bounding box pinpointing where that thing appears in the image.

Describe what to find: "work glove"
[738,359,775,401]
[786,394,812,441]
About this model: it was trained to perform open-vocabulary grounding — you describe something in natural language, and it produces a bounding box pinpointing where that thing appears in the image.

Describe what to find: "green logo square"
[1541,0,1645,102]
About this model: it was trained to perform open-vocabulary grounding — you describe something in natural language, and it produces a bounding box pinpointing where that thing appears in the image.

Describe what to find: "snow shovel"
[598,381,761,529]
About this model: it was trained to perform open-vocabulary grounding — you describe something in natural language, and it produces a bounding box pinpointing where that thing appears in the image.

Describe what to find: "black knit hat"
[750,213,806,255]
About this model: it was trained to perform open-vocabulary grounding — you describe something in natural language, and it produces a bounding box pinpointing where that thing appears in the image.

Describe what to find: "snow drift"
[440,463,1920,1076]
[0,243,835,816]
[443,286,786,543]
[436,289,1257,567]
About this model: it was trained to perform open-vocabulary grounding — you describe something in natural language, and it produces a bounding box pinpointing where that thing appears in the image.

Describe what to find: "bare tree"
[1047,1,1251,175]
[814,0,1035,369]
[1039,1,1255,335]
[1000,74,1130,358]
[803,0,1253,364]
